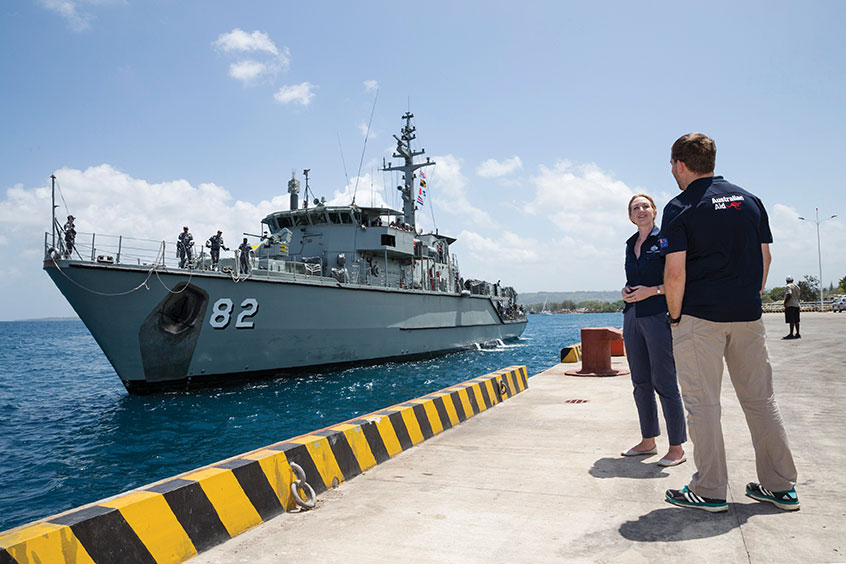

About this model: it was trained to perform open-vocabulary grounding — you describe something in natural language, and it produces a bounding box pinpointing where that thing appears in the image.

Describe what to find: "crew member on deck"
[206,230,229,270]
[177,226,194,268]
[238,237,252,274]
[63,215,76,258]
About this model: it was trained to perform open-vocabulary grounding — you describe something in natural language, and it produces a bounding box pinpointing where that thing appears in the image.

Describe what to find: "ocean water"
[0,313,621,532]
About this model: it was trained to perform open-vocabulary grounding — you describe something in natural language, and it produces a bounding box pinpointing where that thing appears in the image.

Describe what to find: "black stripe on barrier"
[411,404,434,439]
[505,372,516,398]
[387,411,413,451]
[520,369,528,388]
[357,420,390,464]
[146,479,229,552]
[450,390,467,421]
[465,386,481,414]
[276,443,327,495]
[478,381,493,409]
[432,396,452,430]
[49,504,155,564]
[0,548,15,564]
[491,377,504,403]
[325,431,363,481]
[216,459,283,521]
[507,371,519,396]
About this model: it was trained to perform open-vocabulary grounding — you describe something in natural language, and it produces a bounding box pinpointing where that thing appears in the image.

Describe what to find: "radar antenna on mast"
[381,112,435,231]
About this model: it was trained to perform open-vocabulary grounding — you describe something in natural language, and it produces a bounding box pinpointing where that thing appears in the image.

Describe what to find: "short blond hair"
[627,193,657,224]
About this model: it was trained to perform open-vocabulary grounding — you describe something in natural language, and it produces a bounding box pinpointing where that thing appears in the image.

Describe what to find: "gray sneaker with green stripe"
[745,482,800,511]
[665,485,728,512]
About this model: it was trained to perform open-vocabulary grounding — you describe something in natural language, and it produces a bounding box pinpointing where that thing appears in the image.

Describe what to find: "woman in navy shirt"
[620,194,687,466]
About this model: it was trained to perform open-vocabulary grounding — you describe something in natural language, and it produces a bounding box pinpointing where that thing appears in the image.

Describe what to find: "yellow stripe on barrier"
[421,400,445,434]
[438,392,460,425]
[0,522,94,564]
[406,398,445,435]
[561,343,582,363]
[242,449,295,510]
[456,388,474,416]
[471,384,488,412]
[332,423,379,472]
[399,407,425,445]
[371,414,403,457]
[100,491,197,564]
[288,436,345,489]
[181,468,262,537]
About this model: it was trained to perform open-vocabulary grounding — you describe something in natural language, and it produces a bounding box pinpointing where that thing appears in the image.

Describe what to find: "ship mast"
[381,112,434,231]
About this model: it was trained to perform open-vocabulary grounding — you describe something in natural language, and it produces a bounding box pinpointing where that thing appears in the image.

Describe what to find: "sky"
[1,0,845,320]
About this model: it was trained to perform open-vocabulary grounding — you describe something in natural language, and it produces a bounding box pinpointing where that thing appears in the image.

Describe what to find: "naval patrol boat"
[43,112,527,393]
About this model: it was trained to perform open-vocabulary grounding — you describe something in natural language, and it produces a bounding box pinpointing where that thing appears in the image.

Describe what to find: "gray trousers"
[623,309,687,445]
[672,316,797,499]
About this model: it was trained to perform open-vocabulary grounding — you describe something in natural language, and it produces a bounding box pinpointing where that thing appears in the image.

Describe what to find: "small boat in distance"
[43,112,528,393]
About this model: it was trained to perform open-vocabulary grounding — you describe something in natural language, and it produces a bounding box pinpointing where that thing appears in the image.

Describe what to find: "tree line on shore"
[527,274,846,313]
[763,274,846,303]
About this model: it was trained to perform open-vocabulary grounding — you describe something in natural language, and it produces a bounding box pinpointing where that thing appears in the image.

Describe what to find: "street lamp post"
[798,208,837,311]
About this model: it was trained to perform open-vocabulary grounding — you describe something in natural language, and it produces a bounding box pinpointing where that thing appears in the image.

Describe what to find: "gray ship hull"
[45,260,527,393]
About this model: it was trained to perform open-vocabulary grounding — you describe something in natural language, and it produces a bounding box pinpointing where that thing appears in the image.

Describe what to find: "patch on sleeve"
[658,237,668,249]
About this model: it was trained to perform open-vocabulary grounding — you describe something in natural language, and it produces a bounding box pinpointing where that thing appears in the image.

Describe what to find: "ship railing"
[44,231,179,267]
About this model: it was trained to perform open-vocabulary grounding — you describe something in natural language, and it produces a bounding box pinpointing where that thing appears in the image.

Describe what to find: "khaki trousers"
[671,316,797,499]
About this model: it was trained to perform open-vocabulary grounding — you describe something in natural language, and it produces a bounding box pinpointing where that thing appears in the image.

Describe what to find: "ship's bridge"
[262,206,407,232]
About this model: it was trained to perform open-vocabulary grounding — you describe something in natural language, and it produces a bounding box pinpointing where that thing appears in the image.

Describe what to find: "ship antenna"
[336,132,350,203]
[380,112,434,231]
[352,84,379,206]
[303,169,311,209]
[51,174,57,249]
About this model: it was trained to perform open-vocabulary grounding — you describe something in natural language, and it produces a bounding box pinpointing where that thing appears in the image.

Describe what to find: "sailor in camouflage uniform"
[63,215,76,258]
[238,237,252,274]
[206,230,229,270]
[177,226,194,268]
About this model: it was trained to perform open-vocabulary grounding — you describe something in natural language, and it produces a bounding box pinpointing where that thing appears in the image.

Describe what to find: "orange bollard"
[610,338,626,357]
[565,327,629,377]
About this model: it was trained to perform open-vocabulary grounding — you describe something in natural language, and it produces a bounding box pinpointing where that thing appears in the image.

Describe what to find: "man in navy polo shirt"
[660,133,799,513]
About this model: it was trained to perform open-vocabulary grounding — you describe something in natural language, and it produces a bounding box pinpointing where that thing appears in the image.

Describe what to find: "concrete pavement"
[192,312,846,564]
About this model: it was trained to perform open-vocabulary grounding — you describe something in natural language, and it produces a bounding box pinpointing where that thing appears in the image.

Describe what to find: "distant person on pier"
[783,275,801,339]
[661,132,798,513]
[63,215,76,258]
[238,238,252,274]
[177,226,194,268]
[621,194,687,468]
[206,230,229,271]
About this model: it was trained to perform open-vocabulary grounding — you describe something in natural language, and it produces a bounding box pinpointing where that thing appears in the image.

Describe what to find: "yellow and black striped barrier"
[0,366,528,564]
[561,343,582,363]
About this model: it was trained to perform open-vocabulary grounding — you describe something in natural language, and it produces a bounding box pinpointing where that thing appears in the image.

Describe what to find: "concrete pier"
[193,312,845,564]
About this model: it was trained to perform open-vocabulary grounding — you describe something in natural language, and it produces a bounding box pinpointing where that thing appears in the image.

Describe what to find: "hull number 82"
[209,298,258,329]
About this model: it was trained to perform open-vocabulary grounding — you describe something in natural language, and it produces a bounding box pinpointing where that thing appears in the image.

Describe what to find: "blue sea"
[0,313,621,532]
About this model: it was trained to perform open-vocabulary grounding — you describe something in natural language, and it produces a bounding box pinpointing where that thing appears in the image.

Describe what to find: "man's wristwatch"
[666,312,682,326]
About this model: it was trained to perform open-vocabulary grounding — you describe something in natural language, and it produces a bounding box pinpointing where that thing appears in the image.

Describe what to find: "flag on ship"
[417,172,427,205]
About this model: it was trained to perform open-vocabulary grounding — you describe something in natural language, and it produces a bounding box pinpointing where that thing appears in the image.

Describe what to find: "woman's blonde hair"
[627,193,657,224]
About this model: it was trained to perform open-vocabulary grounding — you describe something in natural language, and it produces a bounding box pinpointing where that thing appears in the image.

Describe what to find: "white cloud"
[212,29,291,86]
[476,156,523,178]
[213,29,280,56]
[429,154,493,227]
[363,80,379,92]
[325,171,389,209]
[274,82,317,105]
[228,60,268,83]
[525,160,637,241]
[358,122,370,137]
[39,0,92,31]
